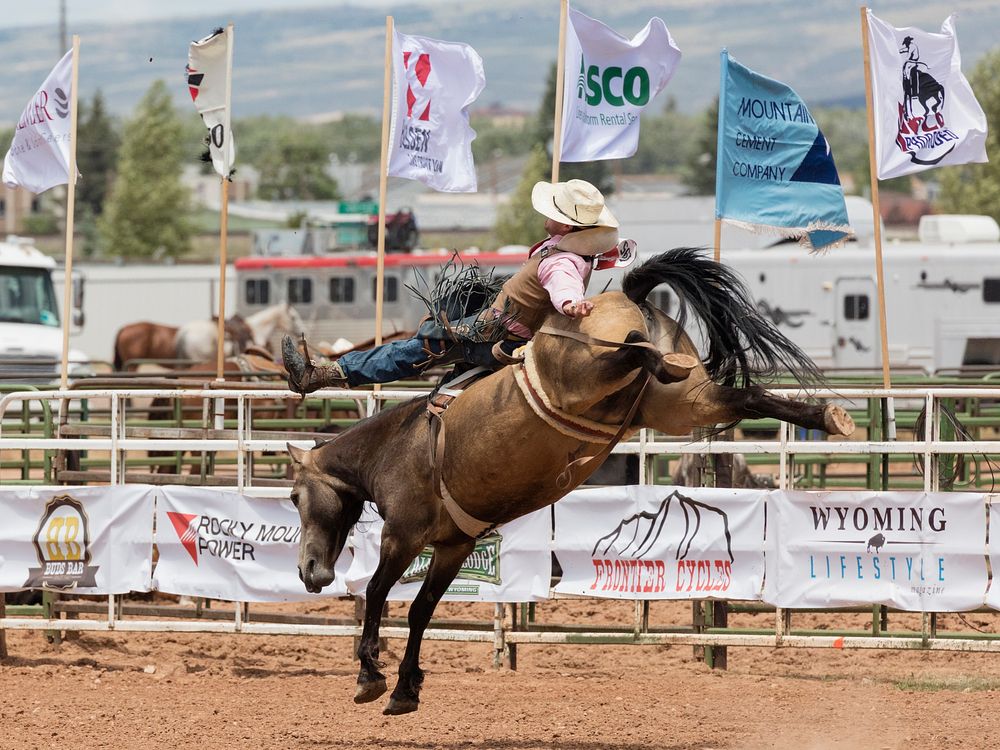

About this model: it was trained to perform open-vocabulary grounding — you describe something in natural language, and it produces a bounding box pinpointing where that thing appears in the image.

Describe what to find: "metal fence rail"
[2,385,1000,661]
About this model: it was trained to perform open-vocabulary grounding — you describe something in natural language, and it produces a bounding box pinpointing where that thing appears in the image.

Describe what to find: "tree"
[99,80,192,259]
[937,47,1000,222]
[495,145,549,246]
[256,129,341,201]
[680,97,718,195]
[76,90,120,217]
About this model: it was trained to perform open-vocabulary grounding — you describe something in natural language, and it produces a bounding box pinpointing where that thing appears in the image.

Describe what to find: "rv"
[234,214,1000,374]
[0,236,87,381]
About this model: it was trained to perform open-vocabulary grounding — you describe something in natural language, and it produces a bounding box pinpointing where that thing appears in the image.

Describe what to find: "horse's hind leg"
[697,384,854,436]
[355,532,425,705]
[384,537,476,716]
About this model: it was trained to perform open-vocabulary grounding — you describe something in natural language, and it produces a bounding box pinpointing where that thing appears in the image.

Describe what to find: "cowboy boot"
[281,335,348,395]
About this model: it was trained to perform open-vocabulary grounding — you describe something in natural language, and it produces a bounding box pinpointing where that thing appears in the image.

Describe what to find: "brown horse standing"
[113,321,179,371]
[286,248,854,715]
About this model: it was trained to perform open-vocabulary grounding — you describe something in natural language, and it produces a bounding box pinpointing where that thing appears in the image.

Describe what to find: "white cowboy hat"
[531,179,619,229]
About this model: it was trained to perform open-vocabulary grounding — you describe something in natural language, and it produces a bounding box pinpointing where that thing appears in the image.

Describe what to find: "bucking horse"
[285,248,854,714]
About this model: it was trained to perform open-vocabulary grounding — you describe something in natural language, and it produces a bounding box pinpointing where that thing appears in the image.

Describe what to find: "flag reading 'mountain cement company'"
[387,29,485,192]
[3,50,74,194]
[866,11,987,180]
[559,7,680,162]
[187,26,236,179]
[715,51,852,252]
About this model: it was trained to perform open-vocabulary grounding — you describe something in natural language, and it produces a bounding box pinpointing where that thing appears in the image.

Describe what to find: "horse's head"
[531,291,695,414]
[287,442,364,593]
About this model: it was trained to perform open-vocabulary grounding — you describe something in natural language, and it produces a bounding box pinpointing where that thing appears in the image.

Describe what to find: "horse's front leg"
[355,531,423,704]
[384,537,476,716]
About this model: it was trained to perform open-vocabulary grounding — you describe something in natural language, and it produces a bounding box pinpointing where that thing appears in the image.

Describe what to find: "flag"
[187,26,236,179]
[3,50,75,194]
[558,7,681,163]
[715,50,853,252]
[866,11,987,180]
[387,29,485,193]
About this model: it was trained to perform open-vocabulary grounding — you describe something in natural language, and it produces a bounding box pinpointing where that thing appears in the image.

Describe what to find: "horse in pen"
[285,248,855,715]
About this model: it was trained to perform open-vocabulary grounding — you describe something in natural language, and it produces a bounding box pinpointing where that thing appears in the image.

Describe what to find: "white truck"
[0,235,87,382]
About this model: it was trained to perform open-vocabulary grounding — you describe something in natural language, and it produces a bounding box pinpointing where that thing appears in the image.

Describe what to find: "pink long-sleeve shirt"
[501,234,591,338]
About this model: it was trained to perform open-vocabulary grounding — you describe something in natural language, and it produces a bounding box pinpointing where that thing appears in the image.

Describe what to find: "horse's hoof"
[823,405,855,436]
[660,352,698,380]
[354,678,388,704]
[383,696,419,715]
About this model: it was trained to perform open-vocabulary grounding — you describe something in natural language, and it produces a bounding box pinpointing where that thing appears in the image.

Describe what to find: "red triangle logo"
[167,512,200,566]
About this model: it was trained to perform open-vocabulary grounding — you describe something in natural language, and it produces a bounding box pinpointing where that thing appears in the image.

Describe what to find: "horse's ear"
[287,442,310,465]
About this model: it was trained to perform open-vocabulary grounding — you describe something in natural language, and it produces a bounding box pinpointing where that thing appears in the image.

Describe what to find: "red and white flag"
[3,50,75,194]
[866,11,987,179]
[387,29,485,192]
[187,26,236,179]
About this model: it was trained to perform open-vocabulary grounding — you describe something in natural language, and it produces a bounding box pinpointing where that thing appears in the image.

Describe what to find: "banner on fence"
[347,505,550,602]
[981,499,1000,611]
[765,490,987,611]
[154,487,349,601]
[553,486,765,600]
[0,485,153,594]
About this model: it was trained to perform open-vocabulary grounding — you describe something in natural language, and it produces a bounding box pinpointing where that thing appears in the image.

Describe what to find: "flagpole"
[374,15,394,394]
[860,8,893,393]
[861,7,896,486]
[215,23,234,383]
[550,0,568,183]
[59,35,80,390]
[713,49,728,264]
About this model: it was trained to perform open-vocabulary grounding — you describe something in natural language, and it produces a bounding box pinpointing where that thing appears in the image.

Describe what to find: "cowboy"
[282,179,623,394]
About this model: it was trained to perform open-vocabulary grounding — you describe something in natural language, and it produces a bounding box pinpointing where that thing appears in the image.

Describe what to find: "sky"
[0,0,434,29]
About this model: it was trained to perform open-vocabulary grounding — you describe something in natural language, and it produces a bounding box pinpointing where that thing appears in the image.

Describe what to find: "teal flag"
[715,50,853,251]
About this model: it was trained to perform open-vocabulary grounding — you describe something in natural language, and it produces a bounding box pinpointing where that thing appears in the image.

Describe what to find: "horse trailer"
[234,214,1000,375]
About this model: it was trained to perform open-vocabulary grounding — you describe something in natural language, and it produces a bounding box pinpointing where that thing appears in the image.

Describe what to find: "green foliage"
[99,80,192,259]
[937,47,1000,221]
[471,115,532,163]
[680,97,718,195]
[495,145,549,247]
[77,90,121,217]
[21,212,59,235]
[620,96,699,175]
[255,128,341,201]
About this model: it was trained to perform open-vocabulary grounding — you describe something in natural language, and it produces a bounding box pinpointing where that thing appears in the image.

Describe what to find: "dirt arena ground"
[3,598,1000,750]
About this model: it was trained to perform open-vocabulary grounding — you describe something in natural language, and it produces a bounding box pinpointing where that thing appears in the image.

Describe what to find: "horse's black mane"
[622,247,822,388]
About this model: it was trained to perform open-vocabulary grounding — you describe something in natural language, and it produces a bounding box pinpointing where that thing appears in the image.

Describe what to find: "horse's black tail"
[622,247,823,388]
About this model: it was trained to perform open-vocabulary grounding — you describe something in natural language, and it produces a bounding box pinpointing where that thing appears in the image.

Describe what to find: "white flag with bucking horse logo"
[387,28,485,193]
[3,50,75,194]
[866,11,987,180]
[559,6,681,163]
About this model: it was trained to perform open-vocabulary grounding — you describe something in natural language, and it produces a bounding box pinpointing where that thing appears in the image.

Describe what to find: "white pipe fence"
[0,385,998,656]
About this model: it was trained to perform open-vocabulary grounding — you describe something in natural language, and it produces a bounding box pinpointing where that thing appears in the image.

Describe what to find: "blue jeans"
[336,337,454,387]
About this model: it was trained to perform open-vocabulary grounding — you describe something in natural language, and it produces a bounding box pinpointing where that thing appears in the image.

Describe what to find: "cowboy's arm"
[537,252,592,318]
